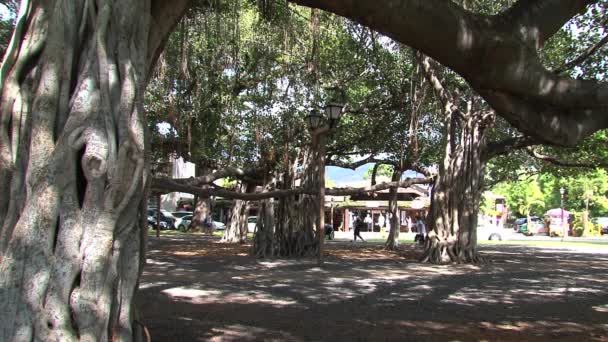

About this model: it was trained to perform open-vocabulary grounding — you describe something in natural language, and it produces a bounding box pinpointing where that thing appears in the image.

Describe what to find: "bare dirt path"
[136,233,608,341]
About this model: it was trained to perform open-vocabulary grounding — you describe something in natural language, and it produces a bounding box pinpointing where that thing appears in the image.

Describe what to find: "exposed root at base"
[420,239,484,264]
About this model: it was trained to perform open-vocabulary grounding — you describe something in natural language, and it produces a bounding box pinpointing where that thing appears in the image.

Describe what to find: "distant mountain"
[326,165,369,185]
[326,164,425,186]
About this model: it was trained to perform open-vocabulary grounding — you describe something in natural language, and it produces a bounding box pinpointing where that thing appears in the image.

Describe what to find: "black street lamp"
[325,102,344,128]
[307,102,344,266]
[306,109,323,130]
[560,187,567,241]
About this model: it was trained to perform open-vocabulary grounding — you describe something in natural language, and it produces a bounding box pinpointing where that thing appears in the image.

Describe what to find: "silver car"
[178,215,226,231]
[477,222,504,241]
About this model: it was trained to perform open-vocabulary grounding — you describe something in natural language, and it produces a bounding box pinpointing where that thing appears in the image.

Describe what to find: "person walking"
[416,216,426,244]
[353,216,365,242]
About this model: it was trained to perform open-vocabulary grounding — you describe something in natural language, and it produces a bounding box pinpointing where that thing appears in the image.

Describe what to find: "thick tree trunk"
[0,1,188,341]
[221,182,252,243]
[191,196,212,233]
[190,165,212,233]
[273,149,316,258]
[252,178,277,258]
[250,147,317,258]
[415,52,491,264]
[385,169,402,250]
[420,108,492,264]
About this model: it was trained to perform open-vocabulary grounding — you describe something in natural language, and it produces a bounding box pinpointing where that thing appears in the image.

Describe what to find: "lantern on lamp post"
[307,102,343,266]
[306,109,323,130]
[325,102,343,128]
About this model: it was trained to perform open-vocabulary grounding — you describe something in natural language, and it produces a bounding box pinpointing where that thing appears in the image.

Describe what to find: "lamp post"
[307,102,343,267]
[560,187,566,241]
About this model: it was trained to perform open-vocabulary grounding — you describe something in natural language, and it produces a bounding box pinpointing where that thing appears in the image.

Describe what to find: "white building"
[160,157,196,212]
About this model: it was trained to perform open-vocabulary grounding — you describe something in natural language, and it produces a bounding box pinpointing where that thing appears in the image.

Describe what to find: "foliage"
[0,0,16,56]
[491,169,608,218]
[479,196,495,216]
[493,176,545,217]
[363,164,393,180]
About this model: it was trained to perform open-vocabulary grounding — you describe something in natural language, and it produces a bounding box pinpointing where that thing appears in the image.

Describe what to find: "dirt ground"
[136,233,608,341]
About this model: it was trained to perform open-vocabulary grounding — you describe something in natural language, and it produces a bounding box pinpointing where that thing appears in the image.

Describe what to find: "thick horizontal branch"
[326,155,380,170]
[165,166,266,187]
[483,136,537,160]
[289,0,608,146]
[501,0,595,45]
[327,177,433,196]
[484,170,541,190]
[151,176,433,200]
[526,147,608,169]
[327,155,432,178]
[152,177,305,200]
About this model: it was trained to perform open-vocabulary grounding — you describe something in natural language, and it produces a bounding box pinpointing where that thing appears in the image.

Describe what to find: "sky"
[326,164,426,186]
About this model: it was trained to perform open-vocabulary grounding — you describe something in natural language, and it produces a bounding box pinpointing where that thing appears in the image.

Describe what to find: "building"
[326,177,430,232]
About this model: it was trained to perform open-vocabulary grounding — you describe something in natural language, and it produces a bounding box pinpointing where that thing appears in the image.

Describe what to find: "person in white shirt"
[416,216,427,244]
[378,214,385,230]
[364,213,373,231]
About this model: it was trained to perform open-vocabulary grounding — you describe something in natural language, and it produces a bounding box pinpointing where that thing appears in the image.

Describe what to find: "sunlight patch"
[162,287,222,298]
[145,259,174,266]
[139,281,168,290]
[208,324,297,341]
[592,304,608,313]
[162,286,302,308]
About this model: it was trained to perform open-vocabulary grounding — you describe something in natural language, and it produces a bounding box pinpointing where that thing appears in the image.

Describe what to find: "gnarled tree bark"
[221,182,253,243]
[416,53,493,264]
[384,169,402,250]
[0,1,188,340]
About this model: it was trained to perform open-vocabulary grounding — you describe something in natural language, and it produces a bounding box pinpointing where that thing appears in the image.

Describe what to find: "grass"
[148,229,608,249]
[148,229,223,237]
[148,229,255,239]
[479,239,608,248]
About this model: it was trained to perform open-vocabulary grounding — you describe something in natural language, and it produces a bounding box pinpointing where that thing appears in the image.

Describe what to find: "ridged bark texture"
[421,106,493,264]
[0,0,188,340]
[221,182,252,243]
[384,169,402,250]
[251,147,316,258]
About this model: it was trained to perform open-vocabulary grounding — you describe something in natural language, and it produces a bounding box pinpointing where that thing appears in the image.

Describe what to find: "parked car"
[178,215,226,231]
[172,211,193,218]
[514,216,542,232]
[520,220,547,236]
[213,220,226,231]
[172,211,193,229]
[247,216,257,233]
[477,223,503,241]
[593,217,608,235]
[147,215,169,230]
[147,209,177,229]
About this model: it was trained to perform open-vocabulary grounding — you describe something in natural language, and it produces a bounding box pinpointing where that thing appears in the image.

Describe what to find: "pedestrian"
[364,213,373,231]
[378,213,385,230]
[415,216,426,244]
[204,216,214,235]
[353,216,365,242]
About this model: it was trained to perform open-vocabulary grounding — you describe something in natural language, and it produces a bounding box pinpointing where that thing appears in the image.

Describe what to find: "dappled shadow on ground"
[136,234,608,341]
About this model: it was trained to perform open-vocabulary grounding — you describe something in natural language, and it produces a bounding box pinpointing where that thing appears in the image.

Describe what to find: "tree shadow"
[137,234,608,341]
